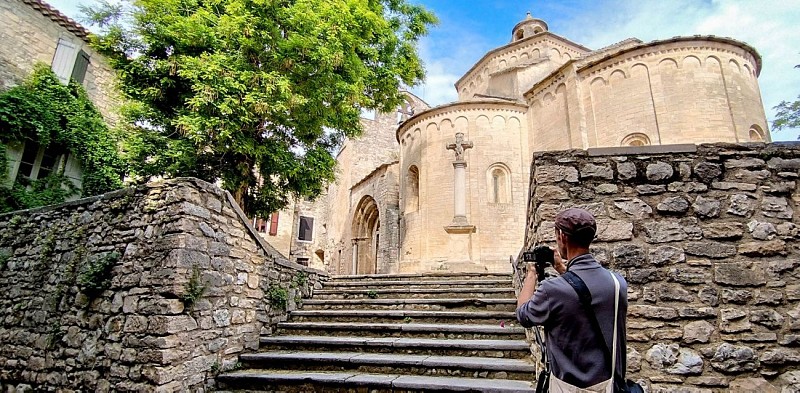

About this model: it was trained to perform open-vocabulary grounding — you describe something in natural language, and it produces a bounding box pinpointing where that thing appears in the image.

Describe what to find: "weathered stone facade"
[523,143,800,391]
[292,12,771,276]
[0,178,325,392]
[0,0,120,123]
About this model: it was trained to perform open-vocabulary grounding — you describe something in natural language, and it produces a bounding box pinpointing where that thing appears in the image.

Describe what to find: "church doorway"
[352,195,380,274]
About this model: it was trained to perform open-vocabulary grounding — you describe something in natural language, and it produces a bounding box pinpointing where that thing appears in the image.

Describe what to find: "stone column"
[445,132,475,232]
[451,161,469,226]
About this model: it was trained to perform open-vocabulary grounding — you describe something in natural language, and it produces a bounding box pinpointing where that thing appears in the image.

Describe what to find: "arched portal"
[351,195,380,274]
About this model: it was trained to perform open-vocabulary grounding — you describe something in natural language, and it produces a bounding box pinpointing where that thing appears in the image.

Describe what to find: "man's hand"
[553,248,567,275]
[525,262,538,282]
[517,262,539,309]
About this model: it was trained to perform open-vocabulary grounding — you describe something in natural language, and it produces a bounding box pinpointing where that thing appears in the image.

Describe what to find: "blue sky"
[49,0,800,140]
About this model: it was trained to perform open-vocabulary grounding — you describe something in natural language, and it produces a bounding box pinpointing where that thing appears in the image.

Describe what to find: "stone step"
[323,279,511,289]
[217,371,536,392]
[236,351,535,380]
[259,336,531,358]
[301,297,516,311]
[330,272,512,282]
[277,322,526,340]
[313,287,515,300]
[289,309,516,324]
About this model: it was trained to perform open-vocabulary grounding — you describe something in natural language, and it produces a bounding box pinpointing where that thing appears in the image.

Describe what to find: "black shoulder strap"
[562,272,616,380]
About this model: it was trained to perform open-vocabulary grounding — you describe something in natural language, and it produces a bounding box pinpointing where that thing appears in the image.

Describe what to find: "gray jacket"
[516,253,628,388]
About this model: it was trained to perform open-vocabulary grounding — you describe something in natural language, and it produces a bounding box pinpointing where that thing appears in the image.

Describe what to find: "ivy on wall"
[0,64,124,212]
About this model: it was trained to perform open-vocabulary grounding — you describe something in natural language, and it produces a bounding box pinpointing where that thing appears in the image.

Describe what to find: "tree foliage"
[0,65,124,212]
[83,0,436,216]
[772,64,800,133]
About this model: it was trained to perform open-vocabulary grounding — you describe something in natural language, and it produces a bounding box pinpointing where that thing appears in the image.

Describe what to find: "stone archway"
[351,195,380,274]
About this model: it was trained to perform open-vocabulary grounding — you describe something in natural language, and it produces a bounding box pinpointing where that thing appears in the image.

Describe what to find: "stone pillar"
[442,133,479,272]
[452,161,468,226]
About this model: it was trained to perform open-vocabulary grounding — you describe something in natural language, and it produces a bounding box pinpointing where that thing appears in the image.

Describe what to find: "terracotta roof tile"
[21,0,91,43]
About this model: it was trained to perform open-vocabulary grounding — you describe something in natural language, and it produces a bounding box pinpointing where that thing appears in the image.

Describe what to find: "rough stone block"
[702,222,743,239]
[721,289,753,304]
[535,165,579,184]
[724,158,766,169]
[715,262,767,287]
[761,196,792,219]
[657,196,690,214]
[535,185,570,201]
[669,267,711,285]
[712,181,758,191]
[750,309,785,329]
[747,220,776,240]
[767,157,800,171]
[727,194,757,217]
[738,240,786,257]
[683,320,715,344]
[643,220,688,243]
[580,164,614,179]
[629,305,678,320]
[612,244,646,267]
[685,242,736,259]
[648,245,685,266]
[617,161,637,180]
[647,162,674,182]
[668,182,708,193]
[693,162,721,181]
[692,195,721,218]
[711,343,757,372]
[636,184,667,195]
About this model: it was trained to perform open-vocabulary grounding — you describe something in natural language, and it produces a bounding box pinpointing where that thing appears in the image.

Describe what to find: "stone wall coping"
[587,144,697,156]
[532,142,800,159]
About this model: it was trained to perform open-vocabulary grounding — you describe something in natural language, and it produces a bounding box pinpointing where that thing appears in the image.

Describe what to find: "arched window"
[749,125,765,142]
[515,30,524,41]
[406,165,419,212]
[487,164,511,204]
[621,133,651,147]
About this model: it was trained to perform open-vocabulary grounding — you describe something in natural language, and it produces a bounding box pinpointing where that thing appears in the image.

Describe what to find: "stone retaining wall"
[0,178,326,392]
[524,143,800,392]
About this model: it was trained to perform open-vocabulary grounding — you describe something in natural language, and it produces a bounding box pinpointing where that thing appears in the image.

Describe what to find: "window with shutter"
[71,50,90,85]
[298,216,313,241]
[51,38,79,84]
[269,212,279,236]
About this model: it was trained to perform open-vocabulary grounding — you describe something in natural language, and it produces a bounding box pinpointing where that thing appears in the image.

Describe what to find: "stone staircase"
[217,272,536,392]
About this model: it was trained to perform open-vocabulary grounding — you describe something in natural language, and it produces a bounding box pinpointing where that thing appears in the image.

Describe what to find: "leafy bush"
[181,265,207,308]
[268,284,288,311]
[0,65,124,213]
[77,251,120,296]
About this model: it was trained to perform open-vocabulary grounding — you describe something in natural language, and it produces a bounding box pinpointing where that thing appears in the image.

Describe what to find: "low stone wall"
[524,143,800,392]
[0,178,326,392]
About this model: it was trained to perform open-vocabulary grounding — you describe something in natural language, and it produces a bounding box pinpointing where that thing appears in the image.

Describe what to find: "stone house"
[266,13,770,275]
[0,0,119,192]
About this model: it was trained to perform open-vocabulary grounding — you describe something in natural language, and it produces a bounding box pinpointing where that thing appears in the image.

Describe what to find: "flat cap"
[554,208,597,237]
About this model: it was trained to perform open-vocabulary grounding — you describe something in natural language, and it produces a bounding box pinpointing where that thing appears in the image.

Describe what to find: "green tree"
[84,0,436,216]
[772,64,800,133]
[0,65,124,212]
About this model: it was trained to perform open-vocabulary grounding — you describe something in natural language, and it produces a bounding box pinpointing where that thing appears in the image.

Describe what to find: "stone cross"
[446,132,473,162]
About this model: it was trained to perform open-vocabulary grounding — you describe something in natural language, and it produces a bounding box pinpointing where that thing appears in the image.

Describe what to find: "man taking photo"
[516,208,629,392]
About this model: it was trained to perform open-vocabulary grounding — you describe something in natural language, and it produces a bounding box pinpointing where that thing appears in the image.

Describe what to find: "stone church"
[259,13,770,275]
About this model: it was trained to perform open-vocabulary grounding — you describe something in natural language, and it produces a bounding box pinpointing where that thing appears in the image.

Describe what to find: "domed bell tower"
[511,12,548,42]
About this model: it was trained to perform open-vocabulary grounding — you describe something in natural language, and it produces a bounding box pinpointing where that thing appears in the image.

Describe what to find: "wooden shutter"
[269,212,279,236]
[51,38,79,84]
[71,50,90,85]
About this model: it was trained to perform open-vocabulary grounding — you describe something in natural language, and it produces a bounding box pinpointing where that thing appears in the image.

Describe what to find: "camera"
[522,245,555,282]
